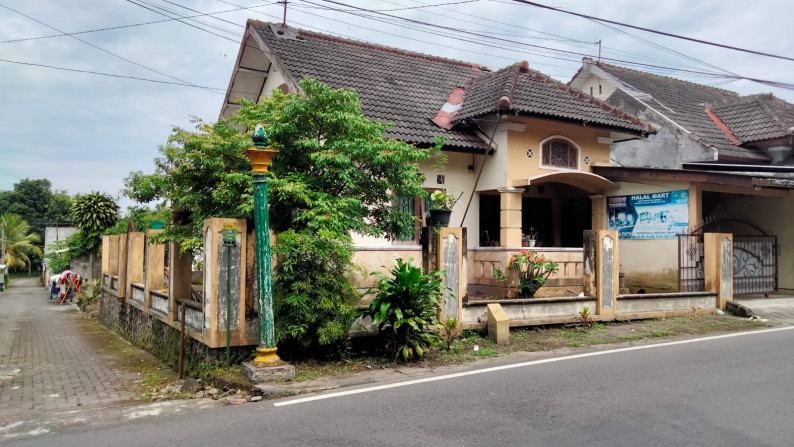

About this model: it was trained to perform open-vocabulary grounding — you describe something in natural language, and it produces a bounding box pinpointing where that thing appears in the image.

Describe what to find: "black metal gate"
[678,218,778,295]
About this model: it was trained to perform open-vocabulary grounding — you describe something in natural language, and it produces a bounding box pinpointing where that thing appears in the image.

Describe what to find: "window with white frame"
[541,137,579,169]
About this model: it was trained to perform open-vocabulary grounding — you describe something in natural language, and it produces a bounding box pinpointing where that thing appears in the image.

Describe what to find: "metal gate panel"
[678,218,778,295]
[733,234,777,295]
[678,234,704,292]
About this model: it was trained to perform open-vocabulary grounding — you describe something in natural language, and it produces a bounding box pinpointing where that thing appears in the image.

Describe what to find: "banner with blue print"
[607,190,689,239]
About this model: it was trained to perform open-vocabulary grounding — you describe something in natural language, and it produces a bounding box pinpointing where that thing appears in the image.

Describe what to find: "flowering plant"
[507,249,559,297]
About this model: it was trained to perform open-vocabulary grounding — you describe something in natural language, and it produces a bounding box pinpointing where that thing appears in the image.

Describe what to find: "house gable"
[570,58,774,165]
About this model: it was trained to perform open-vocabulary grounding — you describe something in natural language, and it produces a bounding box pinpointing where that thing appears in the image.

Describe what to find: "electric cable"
[0,2,221,94]
[510,0,794,63]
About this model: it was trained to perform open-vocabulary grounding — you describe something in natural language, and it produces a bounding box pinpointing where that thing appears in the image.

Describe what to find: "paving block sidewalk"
[0,278,155,438]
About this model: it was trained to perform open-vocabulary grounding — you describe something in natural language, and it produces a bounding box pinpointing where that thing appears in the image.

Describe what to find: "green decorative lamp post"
[242,125,290,376]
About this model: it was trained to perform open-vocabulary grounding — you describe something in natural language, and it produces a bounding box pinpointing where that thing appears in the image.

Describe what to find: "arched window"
[541,137,579,169]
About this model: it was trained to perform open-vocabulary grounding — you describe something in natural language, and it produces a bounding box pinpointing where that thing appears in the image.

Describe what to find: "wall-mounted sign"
[607,190,689,239]
[222,224,237,244]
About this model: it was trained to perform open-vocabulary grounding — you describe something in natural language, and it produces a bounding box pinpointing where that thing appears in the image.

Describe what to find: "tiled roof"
[454,62,653,133]
[588,59,771,162]
[710,94,794,143]
[248,22,652,152]
[250,21,490,152]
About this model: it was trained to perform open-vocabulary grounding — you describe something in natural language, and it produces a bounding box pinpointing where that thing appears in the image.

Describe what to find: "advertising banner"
[607,190,689,239]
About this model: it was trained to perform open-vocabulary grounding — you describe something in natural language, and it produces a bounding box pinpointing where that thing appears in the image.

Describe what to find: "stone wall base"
[98,290,254,374]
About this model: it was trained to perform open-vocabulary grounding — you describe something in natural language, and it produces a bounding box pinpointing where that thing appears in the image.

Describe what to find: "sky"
[1,0,792,213]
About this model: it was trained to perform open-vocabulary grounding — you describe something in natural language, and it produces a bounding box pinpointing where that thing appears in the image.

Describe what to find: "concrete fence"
[100,223,735,350]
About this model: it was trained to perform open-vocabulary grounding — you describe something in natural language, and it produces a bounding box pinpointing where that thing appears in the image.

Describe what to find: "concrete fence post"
[584,230,619,320]
[126,232,145,298]
[116,234,128,298]
[144,229,164,309]
[704,233,733,309]
[169,242,193,322]
[202,218,248,348]
[422,227,467,335]
[101,235,111,290]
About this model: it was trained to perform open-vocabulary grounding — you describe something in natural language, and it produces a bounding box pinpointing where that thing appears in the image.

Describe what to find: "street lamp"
[244,125,283,369]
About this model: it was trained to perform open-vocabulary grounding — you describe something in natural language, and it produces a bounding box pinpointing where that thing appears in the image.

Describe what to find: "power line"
[510,0,794,63]
[0,168,22,180]
[125,0,240,42]
[0,57,226,90]
[304,0,794,90]
[0,3,275,45]
[0,2,220,94]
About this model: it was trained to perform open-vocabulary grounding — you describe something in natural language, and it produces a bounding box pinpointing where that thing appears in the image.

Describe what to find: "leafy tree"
[106,205,171,235]
[44,240,71,274]
[70,192,119,255]
[0,213,43,271]
[235,80,431,238]
[0,179,73,272]
[124,78,439,357]
[124,119,251,252]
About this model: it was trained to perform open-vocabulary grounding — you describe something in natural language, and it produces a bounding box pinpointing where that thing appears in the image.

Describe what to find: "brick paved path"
[0,278,138,426]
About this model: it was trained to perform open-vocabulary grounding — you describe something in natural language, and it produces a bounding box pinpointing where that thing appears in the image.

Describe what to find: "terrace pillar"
[498,187,524,247]
[589,194,606,230]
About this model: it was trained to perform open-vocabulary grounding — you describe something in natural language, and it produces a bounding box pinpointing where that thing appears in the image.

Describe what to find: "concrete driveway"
[735,292,794,324]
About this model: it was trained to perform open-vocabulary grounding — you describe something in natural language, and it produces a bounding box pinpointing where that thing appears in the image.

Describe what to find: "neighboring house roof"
[709,94,794,144]
[580,58,772,163]
[453,62,654,134]
[243,22,653,152]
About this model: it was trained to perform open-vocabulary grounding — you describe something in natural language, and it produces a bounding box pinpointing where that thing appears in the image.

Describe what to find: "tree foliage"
[0,213,42,271]
[70,192,119,255]
[235,79,431,238]
[124,119,251,252]
[123,78,440,357]
[0,179,73,271]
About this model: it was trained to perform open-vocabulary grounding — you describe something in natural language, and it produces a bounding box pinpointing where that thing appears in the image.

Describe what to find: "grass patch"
[280,314,776,386]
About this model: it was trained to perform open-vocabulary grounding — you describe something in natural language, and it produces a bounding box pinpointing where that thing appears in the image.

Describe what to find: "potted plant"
[522,227,538,247]
[428,190,461,227]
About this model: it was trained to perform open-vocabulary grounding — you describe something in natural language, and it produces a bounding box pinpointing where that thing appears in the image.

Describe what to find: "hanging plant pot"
[429,209,452,227]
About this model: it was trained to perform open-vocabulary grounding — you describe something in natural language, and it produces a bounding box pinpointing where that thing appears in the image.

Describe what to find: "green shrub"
[272,229,360,358]
[364,258,443,361]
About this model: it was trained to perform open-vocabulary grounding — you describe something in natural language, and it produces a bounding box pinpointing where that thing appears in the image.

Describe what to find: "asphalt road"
[9,326,794,447]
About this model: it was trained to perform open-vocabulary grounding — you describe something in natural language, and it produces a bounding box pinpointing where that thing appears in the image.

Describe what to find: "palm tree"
[1,213,42,271]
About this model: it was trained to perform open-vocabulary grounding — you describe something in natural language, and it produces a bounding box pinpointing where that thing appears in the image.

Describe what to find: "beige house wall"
[504,118,613,182]
[608,181,691,290]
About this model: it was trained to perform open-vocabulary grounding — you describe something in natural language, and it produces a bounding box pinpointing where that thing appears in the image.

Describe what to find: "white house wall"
[260,68,287,98]
[351,152,481,248]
